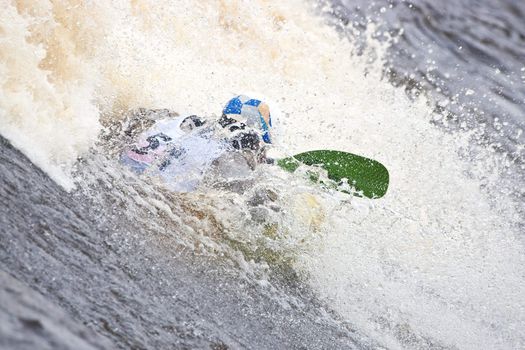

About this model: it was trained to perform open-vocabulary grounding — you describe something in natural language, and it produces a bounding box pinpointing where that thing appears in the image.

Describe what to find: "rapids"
[1,1,524,349]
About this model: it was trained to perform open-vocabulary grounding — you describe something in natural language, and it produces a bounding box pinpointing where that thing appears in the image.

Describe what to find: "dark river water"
[331,0,525,202]
[1,1,524,349]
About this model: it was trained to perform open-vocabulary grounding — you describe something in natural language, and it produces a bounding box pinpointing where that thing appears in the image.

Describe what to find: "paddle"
[277,150,389,198]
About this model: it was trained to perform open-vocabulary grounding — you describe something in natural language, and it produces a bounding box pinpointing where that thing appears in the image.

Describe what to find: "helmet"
[219,95,272,144]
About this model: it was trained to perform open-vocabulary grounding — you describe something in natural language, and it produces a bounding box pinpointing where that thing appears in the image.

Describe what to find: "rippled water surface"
[332,0,525,193]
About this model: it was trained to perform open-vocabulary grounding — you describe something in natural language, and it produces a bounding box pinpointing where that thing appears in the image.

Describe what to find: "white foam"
[1,1,523,348]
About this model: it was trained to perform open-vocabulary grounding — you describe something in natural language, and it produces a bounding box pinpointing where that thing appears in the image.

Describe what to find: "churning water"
[1,1,524,349]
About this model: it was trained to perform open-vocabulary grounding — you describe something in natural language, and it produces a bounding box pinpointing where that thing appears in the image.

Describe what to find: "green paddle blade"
[277,150,389,198]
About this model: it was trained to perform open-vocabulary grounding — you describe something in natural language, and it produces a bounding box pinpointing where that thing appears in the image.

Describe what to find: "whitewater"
[1,1,524,349]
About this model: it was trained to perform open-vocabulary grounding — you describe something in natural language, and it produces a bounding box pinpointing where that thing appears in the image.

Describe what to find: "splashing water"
[1,1,524,349]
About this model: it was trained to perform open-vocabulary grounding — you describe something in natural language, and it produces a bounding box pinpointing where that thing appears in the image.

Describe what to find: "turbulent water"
[1,1,524,349]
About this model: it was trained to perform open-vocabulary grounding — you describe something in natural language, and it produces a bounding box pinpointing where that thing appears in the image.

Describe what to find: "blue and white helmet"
[219,95,272,144]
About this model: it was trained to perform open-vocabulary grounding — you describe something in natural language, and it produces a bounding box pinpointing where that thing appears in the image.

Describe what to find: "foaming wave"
[0,2,101,189]
[0,0,368,187]
[1,1,524,349]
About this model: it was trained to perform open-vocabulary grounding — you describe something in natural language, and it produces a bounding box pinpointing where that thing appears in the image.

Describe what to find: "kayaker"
[120,95,274,192]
